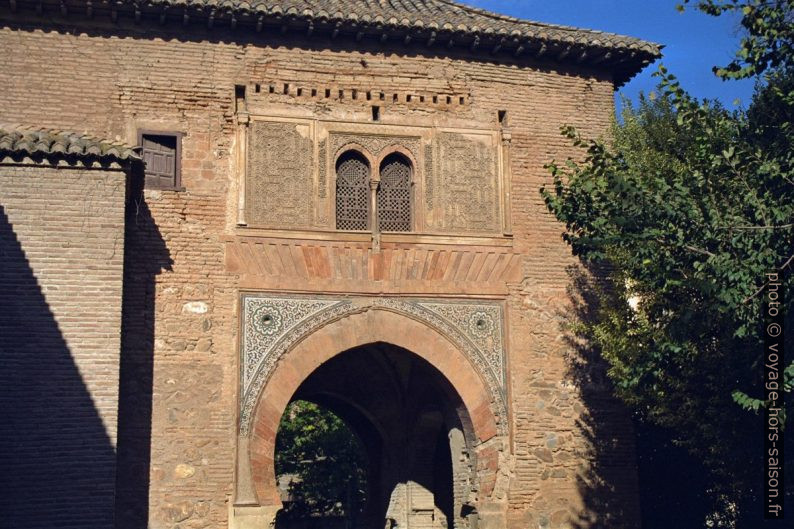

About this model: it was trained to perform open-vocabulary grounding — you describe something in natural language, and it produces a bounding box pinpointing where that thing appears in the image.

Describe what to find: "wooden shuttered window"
[139,132,181,189]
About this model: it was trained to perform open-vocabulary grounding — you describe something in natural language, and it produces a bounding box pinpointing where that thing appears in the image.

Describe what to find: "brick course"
[0,161,127,528]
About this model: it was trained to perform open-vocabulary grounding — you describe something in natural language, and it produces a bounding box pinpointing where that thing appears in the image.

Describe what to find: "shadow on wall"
[115,171,172,529]
[0,205,117,528]
[562,264,712,529]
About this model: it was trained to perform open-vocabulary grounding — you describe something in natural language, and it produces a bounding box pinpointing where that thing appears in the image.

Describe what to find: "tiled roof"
[6,0,662,86]
[147,0,660,52]
[0,125,139,162]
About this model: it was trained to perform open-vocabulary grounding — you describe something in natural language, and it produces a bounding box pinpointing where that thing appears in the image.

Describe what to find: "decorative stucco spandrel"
[239,294,507,435]
[437,132,499,233]
[246,120,313,227]
[329,132,421,161]
[419,302,505,387]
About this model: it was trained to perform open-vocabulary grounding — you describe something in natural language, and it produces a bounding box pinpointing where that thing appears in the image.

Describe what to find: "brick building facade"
[0,132,135,528]
[0,2,660,528]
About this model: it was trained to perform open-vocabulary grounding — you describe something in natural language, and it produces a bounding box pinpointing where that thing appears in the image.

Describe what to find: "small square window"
[138,131,182,190]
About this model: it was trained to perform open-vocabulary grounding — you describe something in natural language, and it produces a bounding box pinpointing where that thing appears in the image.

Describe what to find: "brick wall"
[0,161,128,528]
[0,13,641,529]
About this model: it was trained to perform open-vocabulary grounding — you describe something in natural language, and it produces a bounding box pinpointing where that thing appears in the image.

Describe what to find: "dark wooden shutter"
[141,133,178,189]
[377,154,412,232]
[335,152,370,230]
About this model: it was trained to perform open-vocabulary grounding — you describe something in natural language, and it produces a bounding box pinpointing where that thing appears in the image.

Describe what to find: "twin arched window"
[335,151,413,232]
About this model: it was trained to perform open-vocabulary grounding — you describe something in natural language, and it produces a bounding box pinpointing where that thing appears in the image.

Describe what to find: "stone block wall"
[0,13,641,529]
[0,161,128,528]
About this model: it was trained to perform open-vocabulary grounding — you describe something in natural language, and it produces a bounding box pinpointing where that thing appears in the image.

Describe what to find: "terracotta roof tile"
[0,125,139,162]
[6,0,662,85]
[142,0,661,53]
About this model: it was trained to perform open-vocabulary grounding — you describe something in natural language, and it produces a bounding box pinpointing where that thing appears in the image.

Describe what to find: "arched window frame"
[333,145,417,234]
[375,150,415,233]
[334,148,374,231]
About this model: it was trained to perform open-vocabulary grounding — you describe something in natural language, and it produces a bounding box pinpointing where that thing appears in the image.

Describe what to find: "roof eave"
[0,125,141,165]
[4,0,662,87]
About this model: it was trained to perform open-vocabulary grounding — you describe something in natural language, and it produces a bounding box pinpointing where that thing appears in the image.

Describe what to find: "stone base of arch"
[228,498,506,529]
[231,294,511,529]
[228,504,281,529]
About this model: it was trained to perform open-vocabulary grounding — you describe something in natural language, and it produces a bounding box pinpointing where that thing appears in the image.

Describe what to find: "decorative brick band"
[239,293,507,435]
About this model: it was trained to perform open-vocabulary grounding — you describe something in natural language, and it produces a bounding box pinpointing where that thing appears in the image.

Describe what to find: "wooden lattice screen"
[335,152,371,230]
[377,154,412,232]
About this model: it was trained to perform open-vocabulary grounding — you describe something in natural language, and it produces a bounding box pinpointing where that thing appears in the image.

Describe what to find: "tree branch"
[718,223,793,230]
[684,244,717,258]
[654,238,717,258]
[742,253,794,304]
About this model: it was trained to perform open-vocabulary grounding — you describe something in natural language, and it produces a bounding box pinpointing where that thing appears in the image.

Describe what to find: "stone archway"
[279,343,473,529]
[232,296,509,529]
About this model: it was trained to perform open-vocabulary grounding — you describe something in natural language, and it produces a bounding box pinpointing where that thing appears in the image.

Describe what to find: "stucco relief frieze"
[316,138,329,225]
[317,138,328,199]
[424,143,434,211]
[437,132,499,232]
[246,120,313,228]
[239,294,507,435]
[419,302,505,386]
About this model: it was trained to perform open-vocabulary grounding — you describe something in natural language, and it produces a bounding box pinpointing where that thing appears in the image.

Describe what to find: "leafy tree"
[680,0,794,79]
[275,400,368,521]
[541,1,793,524]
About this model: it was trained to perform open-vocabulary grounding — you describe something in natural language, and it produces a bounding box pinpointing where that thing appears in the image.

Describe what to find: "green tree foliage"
[275,400,368,521]
[680,0,794,79]
[541,1,793,524]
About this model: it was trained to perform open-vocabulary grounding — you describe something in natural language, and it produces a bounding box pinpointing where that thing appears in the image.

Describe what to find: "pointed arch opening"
[377,153,413,232]
[273,343,475,529]
[336,150,371,231]
[242,308,503,529]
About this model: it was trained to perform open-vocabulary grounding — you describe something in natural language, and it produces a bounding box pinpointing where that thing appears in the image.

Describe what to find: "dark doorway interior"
[274,343,474,529]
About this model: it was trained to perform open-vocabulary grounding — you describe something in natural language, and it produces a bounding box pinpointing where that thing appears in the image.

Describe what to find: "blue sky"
[465,0,757,110]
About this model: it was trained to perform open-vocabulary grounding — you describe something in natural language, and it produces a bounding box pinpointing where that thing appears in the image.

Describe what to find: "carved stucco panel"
[424,142,434,212]
[419,302,505,387]
[239,294,507,435]
[246,120,313,228]
[329,132,421,161]
[316,138,329,226]
[242,297,341,391]
[437,132,499,233]
[317,138,328,199]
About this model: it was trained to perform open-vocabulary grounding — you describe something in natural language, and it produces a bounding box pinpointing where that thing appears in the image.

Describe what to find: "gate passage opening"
[273,343,477,529]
